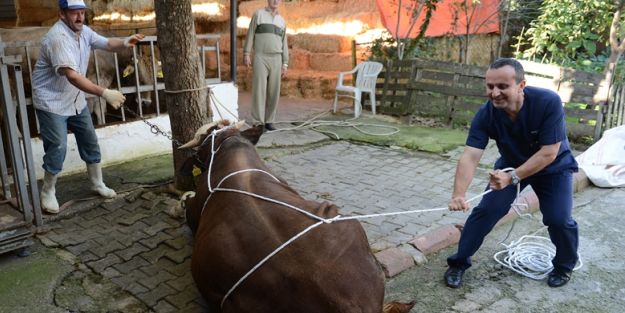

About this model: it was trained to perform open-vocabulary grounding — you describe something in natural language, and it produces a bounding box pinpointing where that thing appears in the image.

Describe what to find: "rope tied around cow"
[193,126,498,308]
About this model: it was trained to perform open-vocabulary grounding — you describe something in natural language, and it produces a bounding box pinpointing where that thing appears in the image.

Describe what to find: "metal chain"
[123,106,184,147]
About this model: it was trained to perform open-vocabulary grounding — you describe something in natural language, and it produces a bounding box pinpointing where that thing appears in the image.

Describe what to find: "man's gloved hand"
[101,89,126,110]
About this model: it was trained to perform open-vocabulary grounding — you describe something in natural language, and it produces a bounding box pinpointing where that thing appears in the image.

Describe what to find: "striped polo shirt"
[32,20,108,116]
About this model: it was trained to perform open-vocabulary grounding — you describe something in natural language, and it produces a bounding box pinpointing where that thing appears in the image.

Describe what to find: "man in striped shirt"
[243,0,289,131]
[32,0,144,214]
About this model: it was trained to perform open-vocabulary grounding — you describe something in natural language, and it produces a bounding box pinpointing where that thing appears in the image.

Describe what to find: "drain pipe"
[230,0,237,83]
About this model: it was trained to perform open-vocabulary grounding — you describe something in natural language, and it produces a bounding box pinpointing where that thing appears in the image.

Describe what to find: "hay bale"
[309,52,352,72]
[288,49,311,71]
[15,0,56,26]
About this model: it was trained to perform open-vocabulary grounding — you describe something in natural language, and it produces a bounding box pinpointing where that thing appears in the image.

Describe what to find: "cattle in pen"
[178,120,414,313]
[0,27,156,125]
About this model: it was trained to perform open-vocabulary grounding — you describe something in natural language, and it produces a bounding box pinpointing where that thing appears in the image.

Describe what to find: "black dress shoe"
[444,267,465,288]
[547,270,571,287]
[264,123,276,131]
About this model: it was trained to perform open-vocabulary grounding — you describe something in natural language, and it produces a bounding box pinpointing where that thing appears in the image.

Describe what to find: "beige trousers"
[251,53,282,124]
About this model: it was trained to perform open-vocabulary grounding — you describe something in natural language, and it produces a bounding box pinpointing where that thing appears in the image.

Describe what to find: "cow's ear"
[241,125,264,145]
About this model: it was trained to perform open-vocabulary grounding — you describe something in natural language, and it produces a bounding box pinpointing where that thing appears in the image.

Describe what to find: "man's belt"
[255,24,285,37]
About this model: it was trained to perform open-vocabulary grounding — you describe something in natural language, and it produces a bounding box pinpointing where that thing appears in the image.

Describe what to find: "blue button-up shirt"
[32,20,108,116]
[467,86,578,176]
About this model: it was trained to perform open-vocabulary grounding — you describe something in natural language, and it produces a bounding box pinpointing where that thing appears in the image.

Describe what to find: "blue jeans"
[447,170,578,273]
[36,107,101,175]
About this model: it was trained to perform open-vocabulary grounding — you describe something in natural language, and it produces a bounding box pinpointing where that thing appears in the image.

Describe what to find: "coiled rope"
[493,222,583,280]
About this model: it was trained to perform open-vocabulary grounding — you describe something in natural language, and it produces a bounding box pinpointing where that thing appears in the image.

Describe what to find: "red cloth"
[376,0,500,38]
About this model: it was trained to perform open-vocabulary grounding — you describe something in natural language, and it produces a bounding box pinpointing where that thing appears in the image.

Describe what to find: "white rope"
[266,110,401,139]
[493,233,583,280]
[220,219,331,308]
[492,169,584,280]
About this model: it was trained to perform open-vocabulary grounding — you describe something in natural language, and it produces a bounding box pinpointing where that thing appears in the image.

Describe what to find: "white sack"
[575,125,625,187]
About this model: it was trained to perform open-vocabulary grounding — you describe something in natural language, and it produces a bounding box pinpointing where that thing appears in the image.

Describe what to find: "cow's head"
[177,120,264,178]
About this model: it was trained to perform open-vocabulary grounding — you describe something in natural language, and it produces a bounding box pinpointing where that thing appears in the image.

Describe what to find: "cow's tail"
[382,301,416,313]
[169,191,196,219]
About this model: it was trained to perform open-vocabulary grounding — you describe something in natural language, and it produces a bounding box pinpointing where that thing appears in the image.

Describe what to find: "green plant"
[514,0,617,69]
[367,31,438,60]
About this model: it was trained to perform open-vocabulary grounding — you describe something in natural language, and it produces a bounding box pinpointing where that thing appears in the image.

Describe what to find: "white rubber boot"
[87,163,117,198]
[41,171,60,214]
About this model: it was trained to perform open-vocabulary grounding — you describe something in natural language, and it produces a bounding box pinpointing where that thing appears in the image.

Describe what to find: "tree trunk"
[597,0,625,103]
[154,0,210,190]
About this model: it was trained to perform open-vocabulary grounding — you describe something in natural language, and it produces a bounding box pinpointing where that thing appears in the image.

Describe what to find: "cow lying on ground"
[178,120,414,313]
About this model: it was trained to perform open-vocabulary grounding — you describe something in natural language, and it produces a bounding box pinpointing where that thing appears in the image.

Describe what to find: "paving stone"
[100,266,122,279]
[87,253,123,273]
[100,197,129,211]
[166,271,195,292]
[164,258,192,277]
[144,221,175,236]
[81,207,109,220]
[101,207,131,223]
[36,234,60,247]
[78,251,99,263]
[178,300,207,313]
[165,288,202,309]
[90,239,126,258]
[163,245,192,264]
[111,271,150,294]
[141,232,174,249]
[409,224,461,255]
[138,269,176,289]
[114,255,151,274]
[398,244,428,266]
[164,236,189,250]
[141,245,168,264]
[65,241,94,256]
[374,247,415,278]
[137,283,177,307]
[153,300,178,313]
[117,212,153,226]
[116,242,150,261]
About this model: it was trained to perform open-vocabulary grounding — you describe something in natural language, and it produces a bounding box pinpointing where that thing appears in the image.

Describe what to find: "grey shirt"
[32,20,108,116]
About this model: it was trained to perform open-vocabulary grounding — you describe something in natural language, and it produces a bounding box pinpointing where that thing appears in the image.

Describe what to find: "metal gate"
[0,48,42,255]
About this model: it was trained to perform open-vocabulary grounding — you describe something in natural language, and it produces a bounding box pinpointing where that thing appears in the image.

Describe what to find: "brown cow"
[179,121,414,313]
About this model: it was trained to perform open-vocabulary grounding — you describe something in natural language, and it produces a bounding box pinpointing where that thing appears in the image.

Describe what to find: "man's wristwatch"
[509,170,520,185]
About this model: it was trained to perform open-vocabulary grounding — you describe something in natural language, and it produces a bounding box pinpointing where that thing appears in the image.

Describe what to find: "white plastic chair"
[332,61,383,118]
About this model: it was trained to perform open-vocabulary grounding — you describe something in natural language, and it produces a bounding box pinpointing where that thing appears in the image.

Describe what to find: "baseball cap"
[59,0,87,10]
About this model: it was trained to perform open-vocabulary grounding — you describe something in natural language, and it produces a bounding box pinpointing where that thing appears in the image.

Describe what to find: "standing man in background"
[243,0,289,131]
[444,58,579,288]
[33,0,144,214]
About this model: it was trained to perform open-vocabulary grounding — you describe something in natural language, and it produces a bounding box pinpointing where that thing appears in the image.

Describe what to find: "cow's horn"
[234,120,246,129]
[177,138,199,149]
[177,121,219,149]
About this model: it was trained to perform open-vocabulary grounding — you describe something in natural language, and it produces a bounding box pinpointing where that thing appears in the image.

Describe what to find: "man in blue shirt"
[444,58,579,288]
[33,0,144,214]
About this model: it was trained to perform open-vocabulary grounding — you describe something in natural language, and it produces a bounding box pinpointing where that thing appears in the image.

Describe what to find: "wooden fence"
[374,58,616,141]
